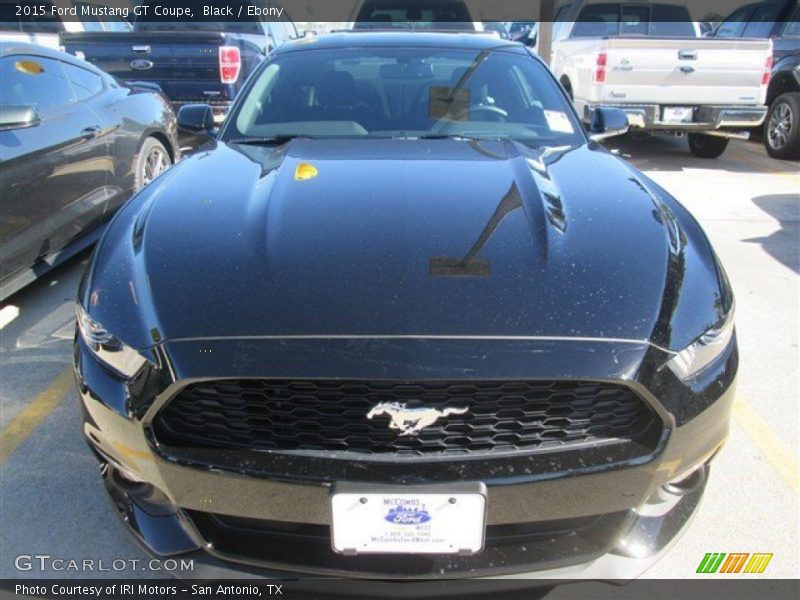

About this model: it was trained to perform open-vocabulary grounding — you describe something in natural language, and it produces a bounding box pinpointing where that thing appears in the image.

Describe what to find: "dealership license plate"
[331,491,486,555]
[662,106,694,123]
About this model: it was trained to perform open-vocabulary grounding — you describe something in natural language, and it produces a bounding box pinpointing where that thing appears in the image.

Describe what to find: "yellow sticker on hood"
[15,60,44,75]
[295,162,318,181]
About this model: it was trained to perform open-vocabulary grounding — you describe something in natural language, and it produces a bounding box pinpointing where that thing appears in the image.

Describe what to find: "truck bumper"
[585,104,767,134]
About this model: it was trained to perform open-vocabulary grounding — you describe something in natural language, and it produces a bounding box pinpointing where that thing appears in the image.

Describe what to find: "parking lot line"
[0,368,74,466]
[726,145,800,180]
[733,395,799,495]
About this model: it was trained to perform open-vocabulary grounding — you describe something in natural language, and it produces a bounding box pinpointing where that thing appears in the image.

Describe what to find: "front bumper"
[75,335,737,580]
[585,103,767,133]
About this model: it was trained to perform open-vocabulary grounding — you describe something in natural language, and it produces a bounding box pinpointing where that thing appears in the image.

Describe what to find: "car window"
[552,4,573,41]
[572,2,695,37]
[715,6,754,37]
[353,0,473,29]
[743,3,783,37]
[0,55,74,112]
[650,5,698,37]
[620,5,649,36]
[227,47,585,147]
[63,62,104,100]
[783,5,800,37]
[571,3,619,36]
[554,4,572,21]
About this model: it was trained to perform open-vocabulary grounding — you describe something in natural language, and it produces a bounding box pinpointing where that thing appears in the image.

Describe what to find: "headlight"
[76,305,148,379]
[667,309,735,381]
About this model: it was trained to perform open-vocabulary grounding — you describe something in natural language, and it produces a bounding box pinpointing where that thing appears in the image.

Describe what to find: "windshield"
[223,47,584,146]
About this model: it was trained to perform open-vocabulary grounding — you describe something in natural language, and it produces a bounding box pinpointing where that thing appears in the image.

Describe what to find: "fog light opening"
[112,464,148,488]
[664,462,708,496]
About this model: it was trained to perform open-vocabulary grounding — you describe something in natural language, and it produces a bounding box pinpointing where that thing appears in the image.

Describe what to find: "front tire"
[134,137,172,192]
[764,92,800,160]
[688,133,729,159]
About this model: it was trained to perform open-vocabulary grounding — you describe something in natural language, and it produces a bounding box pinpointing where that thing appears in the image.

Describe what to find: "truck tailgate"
[61,31,225,100]
[600,38,771,105]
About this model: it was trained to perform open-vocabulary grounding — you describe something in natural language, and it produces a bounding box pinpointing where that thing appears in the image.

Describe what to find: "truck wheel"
[688,134,729,159]
[764,92,800,160]
[134,137,172,192]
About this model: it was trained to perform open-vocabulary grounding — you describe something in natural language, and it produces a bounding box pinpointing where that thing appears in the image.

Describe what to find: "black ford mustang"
[74,33,737,581]
[0,42,177,299]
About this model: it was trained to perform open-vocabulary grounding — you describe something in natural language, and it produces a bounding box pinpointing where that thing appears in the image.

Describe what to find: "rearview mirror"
[588,107,629,141]
[177,104,215,133]
[0,105,40,131]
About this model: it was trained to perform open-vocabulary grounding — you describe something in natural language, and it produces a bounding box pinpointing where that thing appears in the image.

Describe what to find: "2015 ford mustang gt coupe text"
[74,32,737,580]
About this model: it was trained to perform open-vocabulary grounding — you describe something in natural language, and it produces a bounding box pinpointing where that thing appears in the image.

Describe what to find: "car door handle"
[678,50,698,60]
[80,126,101,140]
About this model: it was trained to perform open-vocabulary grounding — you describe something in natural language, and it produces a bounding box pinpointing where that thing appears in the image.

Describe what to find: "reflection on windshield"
[225,47,584,147]
[429,181,523,277]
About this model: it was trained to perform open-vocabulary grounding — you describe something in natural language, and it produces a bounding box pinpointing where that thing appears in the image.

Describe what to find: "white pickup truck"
[549,1,773,158]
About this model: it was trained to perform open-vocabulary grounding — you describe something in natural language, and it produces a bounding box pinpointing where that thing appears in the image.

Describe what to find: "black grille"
[184,510,633,577]
[154,380,657,456]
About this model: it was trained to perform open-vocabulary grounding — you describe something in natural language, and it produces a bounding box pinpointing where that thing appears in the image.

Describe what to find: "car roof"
[276,31,523,55]
[0,41,104,74]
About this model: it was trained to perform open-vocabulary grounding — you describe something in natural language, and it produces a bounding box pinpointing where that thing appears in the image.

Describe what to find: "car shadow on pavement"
[744,194,800,274]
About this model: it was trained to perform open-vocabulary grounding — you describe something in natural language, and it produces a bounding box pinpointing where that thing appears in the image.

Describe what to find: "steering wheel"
[451,104,509,122]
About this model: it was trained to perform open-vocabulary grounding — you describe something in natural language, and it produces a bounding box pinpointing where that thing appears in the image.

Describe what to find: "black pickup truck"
[715,0,800,159]
[61,1,297,121]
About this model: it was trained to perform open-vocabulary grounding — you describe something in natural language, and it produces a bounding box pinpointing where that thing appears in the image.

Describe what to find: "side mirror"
[177,104,215,133]
[589,106,629,141]
[0,105,41,131]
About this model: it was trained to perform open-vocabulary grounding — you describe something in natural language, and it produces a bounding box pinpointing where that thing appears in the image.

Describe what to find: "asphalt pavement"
[0,136,797,585]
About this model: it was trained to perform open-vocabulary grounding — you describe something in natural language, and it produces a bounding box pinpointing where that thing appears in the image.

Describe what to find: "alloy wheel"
[142,146,168,186]
[767,101,792,150]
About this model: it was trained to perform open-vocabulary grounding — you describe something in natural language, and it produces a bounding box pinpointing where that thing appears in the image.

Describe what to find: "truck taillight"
[762,55,773,86]
[219,46,241,84]
[594,53,607,83]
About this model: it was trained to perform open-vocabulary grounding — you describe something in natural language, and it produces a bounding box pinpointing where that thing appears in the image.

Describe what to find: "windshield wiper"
[416,133,505,141]
[225,135,307,146]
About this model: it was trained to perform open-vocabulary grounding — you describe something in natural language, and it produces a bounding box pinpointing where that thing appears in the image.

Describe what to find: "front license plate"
[663,106,694,123]
[331,491,486,555]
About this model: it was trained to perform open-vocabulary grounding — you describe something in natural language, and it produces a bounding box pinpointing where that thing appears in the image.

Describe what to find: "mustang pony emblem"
[366,402,468,436]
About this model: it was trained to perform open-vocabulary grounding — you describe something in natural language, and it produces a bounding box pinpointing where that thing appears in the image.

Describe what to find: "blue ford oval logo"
[130,59,153,71]
[384,506,431,525]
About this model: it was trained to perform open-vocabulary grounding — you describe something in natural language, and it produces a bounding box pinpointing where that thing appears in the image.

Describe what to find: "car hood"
[88,138,724,351]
